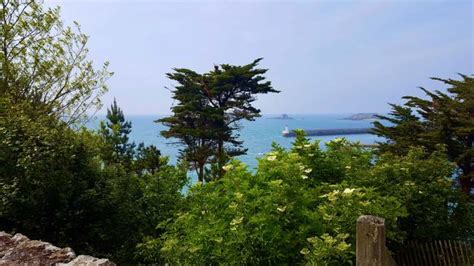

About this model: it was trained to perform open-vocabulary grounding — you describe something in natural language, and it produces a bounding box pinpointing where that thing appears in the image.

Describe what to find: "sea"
[87,114,383,170]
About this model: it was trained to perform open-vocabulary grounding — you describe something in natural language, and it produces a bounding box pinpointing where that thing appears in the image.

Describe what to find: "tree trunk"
[198,163,204,183]
[217,139,225,179]
[460,135,473,196]
[459,167,472,196]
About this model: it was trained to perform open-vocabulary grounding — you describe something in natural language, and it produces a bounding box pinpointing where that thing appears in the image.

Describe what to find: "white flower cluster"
[298,164,312,179]
[266,151,278,161]
[319,188,359,201]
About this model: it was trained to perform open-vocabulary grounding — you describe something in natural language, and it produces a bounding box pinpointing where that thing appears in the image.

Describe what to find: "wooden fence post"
[356,215,396,266]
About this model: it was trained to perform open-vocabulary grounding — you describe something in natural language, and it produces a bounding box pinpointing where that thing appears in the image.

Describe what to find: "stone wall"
[0,231,115,265]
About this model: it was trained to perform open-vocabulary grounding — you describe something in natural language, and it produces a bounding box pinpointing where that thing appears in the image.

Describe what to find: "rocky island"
[282,127,373,137]
[343,113,380,120]
[268,114,294,120]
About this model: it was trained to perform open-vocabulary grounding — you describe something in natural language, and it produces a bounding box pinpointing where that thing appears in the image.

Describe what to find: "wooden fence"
[356,215,396,266]
[393,240,473,266]
[356,215,474,266]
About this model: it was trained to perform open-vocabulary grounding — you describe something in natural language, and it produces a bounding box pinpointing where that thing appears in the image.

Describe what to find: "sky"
[45,0,473,115]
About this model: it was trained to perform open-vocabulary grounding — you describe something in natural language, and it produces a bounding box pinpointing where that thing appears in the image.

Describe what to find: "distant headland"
[343,113,380,120]
[282,127,373,137]
[268,113,294,120]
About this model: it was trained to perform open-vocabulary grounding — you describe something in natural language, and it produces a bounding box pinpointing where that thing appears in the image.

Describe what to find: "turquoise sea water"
[88,114,382,170]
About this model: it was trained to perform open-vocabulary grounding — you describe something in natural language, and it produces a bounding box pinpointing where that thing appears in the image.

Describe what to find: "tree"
[158,59,279,181]
[202,59,279,178]
[0,0,112,125]
[0,1,187,263]
[373,74,474,195]
[135,143,163,175]
[158,68,217,182]
[0,102,115,258]
[98,98,135,166]
[0,97,188,264]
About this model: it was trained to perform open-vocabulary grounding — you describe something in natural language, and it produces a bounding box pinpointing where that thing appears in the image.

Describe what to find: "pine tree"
[135,143,163,175]
[373,74,474,195]
[99,98,135,166]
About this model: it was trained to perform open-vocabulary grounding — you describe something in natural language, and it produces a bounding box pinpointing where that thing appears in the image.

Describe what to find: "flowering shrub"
[349,147,472,240]
[316,185,406,242]
[138,133,470,264]
[288,130,373,185]
[302,233,352,265]
[151,159,324,264]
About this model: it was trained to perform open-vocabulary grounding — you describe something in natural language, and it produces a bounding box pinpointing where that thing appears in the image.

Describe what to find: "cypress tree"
[159,68,216,182]
[206,59,279,178]
[373,74,474,195]
[159,58,279,181]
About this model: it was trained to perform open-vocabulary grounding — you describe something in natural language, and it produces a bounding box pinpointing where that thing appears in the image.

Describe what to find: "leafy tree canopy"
[0,0,112,125]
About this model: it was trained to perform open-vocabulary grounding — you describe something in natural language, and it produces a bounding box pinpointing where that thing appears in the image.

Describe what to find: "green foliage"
[141,159,325,264]
[373,74,474,194]
[135,143,163,175]
[373,104,425,155]
[0,0,112,125]
[290,130,373,185]
[1,1,189,264]
[317,185,406,244]
[159,59,279,182]
[98,98,135,166]
[348,147,472,240]
[139,133,472,264]
[2,2,471,264]
[158,74,217,183]
[98,99,170,178]
[302,233,353,265]
[140,134,462,264]
[0,102,110,253]
[0,100,187,264]
[291,133,471,242]
[102,159,187,264]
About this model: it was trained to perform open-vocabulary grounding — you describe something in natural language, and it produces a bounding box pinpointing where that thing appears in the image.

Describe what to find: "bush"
[142,159,324,264]
[139,137,412,264]
[348,147,473,241]
[0,102,187,264]
[139,133,472,264]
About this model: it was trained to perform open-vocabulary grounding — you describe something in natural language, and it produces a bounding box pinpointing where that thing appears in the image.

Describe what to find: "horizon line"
[91,111,388,116]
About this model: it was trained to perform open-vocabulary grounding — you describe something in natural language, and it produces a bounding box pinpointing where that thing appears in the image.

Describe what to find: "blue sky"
[45,0,473,115]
